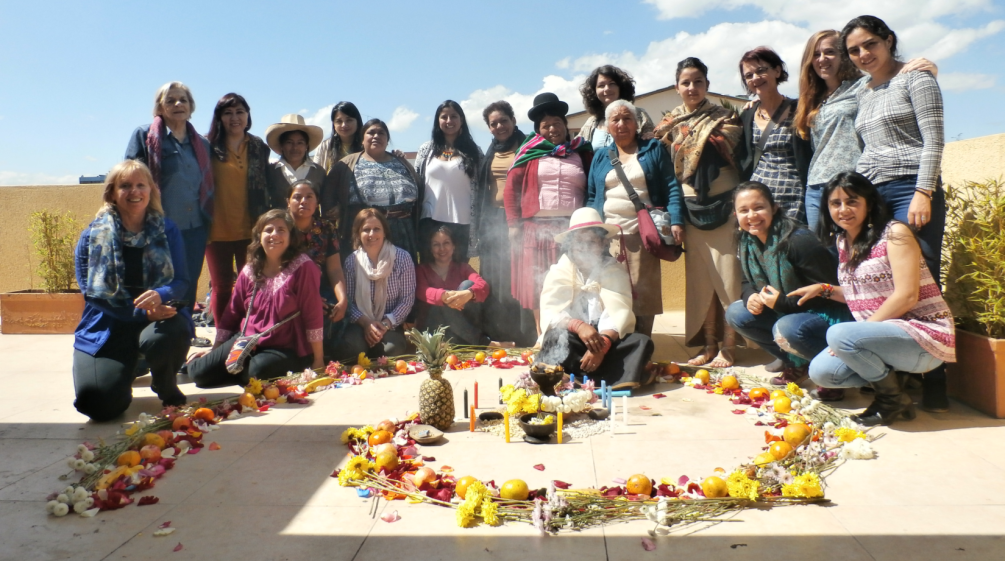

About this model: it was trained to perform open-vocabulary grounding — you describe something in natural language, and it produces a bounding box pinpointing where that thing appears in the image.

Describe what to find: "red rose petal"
[159,521,172,529]
[533,464,545,471]
[138,496,160,506]
[639,405,652,411]
[173,543,183,552]
[732,409,747,414]
[653,393,667,399]
[552,480,571,489]
[641,537,656,551]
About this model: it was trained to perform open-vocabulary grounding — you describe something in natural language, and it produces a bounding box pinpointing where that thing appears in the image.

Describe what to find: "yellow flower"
[781,473,824,498]
[245,378,263,396]
[480,500,500,526]
[346,455,374,476]
[713,387,724,395]
[124,423,140,436]
[357,353,371,368]
[466,481,489,503]
[340,429,352,444]
[786,383,804,397]
[499,385,515,401]
[337,469,358,486]
[726,470,760,501]
[524,393,541,414]
[456,502,477,527]
[834,428,867,443]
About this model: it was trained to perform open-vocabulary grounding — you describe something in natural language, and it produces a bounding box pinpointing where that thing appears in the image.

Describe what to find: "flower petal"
[652,394,667,399]
[137,496,159,506]
[641,537,656,551]
[380,510,401,523]
[208,442,221,451]
[533,464,546,471]
[173,543,183,552]
[159,521,172,529]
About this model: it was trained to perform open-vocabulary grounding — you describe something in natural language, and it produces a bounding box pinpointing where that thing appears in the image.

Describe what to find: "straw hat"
[264,114,324,154]
[554,208,621,243]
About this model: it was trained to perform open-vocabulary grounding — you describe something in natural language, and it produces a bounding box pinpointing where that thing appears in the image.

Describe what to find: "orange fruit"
[237,393,257,409]
[139,444,162,462]
[192,407,215,422]
[663,362,681,376]
[263,386,280,400]
[773,396,792,414]
[753,452,776,467]
[626,474,653,496]
[374,449,399,471]
[783,423,812,447]
[769,441,794,460]
[473,352,486,364]
[171,416,193,432]
[395,359,409,374]
[721,375,740,390]
[769,389,787,400]
[446,355,459,366]
[749,387,769,400]
[116,450,141,467]
[143,433,166,450]
[694,369,711,384]
[492,349,507,360]
[701,476,728,498]
[455,476,478,499]
[500,479,530,500]
[352,364,366,375]
[368,430,393,447]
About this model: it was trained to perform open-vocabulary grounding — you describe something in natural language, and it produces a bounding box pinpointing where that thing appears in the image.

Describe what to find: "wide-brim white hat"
[554,207,621,243]
[265,113,324,155]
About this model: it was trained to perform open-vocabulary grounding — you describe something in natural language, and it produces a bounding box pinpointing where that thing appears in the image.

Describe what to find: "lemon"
[374,449,399,472]
[769,441,794,460]
[783,423,812,447]
[694,369,711,384]
[753,452,776,467]
[773,396,792,414]
[500,479,530,500]
[455,476,478,499]
[701,476,728,498]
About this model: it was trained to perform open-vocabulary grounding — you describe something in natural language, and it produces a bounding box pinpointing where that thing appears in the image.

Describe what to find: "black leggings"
[188,336,312,388]
[72,315,190,421]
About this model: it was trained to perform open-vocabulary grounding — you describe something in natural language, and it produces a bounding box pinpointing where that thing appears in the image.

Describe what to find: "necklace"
[441,146,455,160]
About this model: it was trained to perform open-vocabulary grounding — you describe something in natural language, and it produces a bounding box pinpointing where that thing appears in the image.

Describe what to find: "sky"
[0,0,1003,185]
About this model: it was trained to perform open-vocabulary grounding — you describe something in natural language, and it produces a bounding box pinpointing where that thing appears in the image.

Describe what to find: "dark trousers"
[72,315,190,421]
[188,335,312,388]
[416,301,489,346]
[180,225,209,308]
[330,323,408,361]
[725,301,830,366]
[541,327,654,387]
[204,239,250,324]
[419,218,470,262]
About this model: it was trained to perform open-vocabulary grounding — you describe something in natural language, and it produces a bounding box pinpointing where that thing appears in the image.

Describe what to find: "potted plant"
[0,210,85,334]
[942,178,1005,417]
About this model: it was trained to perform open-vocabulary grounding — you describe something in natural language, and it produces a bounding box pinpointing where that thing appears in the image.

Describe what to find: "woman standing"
[654,57,744,367]
[505,93,593,335]
[125,81,213,310]
[313,101,364,174]
[328,119,423,263]
[334,209,416,359]
[415,100,484,261]
[264,114,327,209]
[477,101,534,345]
[204,93,272,326]
[736,48,812,222]
[287,179,348,355]
[586,100,685,338]
[188,210,325,386]
[793,172,954,425]
[725,182,851,395]
[576,65,656,149]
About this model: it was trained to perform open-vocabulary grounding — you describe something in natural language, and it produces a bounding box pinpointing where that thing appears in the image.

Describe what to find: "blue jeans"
[180,225,208,308]
[804,183,825,231]
[809,322,943,388]
[874,176,945,285]
[725,301,831,366]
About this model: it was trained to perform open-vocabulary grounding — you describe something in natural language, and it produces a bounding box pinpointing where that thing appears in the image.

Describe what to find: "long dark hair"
[431,100,480,179]
[579,65,637,120]
[733,181,799,254]
[246,209,304,281]
[327,101,364,161]
[841,15,900,60]
[819,172,896,271]
[207,93,251,159]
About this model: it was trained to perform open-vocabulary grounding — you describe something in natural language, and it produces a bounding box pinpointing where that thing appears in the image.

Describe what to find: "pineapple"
[407,327,455,431]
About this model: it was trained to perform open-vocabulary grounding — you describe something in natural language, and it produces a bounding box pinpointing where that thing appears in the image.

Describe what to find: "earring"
[868,222,873,229]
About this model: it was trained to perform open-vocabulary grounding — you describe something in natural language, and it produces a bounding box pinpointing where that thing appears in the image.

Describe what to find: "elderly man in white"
[537,208,656,390]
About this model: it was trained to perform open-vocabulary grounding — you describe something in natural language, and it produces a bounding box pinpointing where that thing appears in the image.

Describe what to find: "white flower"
[46,500,60,513]
[840,438,875,460]
[80,450,95,462]
[823,421,836,431]
[77,444,88,454]
[161,448,176,459]
[57,493,70,504]
[840,417,862,430]
[227,410,241,419]
[73,459,86,470]
[80,508,99,518]
[67,458,78,469]
[73,501,90,514]
[52,503,69,517]
[72,487,89,502]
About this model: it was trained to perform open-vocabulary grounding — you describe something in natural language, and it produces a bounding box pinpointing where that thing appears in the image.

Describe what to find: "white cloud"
[939,72,997,91]
[302,104,335,129]
[555,57,571,69]
[0,171,78,186]
[387,106,420,132]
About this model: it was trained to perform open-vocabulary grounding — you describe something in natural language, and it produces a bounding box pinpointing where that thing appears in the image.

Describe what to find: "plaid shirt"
[855,72,943,192]
[343,246,415,326]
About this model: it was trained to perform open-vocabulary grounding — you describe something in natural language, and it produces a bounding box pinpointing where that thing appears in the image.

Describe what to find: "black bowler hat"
[527,92,569,123]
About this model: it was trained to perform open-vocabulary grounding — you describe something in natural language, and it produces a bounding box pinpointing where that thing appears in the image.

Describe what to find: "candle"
[474,382,479,410]
[463,389,469,417]
[570,374,576,386]
[622,395,628,426]
[609,399,616,432]
[600,380,607,408]
[557,411,563,444]
[498,378,503,404]
[593,389,631,398]
[504,410,510,443]
[470,406,475,431]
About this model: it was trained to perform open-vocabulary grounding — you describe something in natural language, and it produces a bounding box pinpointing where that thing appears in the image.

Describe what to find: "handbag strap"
[752,99,792,170]
[237,281,302,338]
[607,148,646,213]
[238,283,259,337]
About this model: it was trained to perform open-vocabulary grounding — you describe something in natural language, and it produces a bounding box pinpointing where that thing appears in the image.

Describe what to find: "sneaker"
[809,387,845,402]
[191,336,212,348]
[770,365,808,386]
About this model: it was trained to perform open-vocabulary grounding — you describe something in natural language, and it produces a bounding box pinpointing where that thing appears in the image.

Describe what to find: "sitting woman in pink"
[415,225,512,347]
[188,209,324,387]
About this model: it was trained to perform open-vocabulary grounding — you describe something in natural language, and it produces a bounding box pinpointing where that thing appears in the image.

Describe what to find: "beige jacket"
[538,254,636,346]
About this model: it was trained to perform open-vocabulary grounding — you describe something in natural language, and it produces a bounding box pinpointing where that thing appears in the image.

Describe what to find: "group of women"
[71,14,953,427]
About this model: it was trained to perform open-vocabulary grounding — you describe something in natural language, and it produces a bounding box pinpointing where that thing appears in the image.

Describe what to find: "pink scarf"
[145,116,215,218]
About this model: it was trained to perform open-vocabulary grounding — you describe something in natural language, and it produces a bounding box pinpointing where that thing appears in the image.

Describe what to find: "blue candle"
[600,380,607,408]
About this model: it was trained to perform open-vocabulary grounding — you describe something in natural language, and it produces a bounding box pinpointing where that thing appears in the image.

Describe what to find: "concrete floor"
[1,312,1004,560]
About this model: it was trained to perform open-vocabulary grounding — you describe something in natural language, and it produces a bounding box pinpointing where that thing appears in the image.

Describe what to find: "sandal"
[706,325,736,369]
[687,344,718,366]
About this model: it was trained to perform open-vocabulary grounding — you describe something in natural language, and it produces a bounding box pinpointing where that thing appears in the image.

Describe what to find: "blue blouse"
[585,138,685,226]
[125,125,211,230]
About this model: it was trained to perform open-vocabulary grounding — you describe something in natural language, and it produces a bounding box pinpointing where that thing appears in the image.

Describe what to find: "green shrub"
[28,210,78,293]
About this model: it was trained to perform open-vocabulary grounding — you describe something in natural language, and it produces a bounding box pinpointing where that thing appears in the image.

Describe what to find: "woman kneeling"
[537,208,655,391]
[188,210,324,387]
[792,172,955,426]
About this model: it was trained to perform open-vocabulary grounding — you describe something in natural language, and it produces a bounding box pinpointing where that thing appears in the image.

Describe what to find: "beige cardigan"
[538,254,636,346]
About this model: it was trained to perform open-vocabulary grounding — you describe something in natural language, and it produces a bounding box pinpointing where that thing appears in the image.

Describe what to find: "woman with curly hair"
[576,65,655,150]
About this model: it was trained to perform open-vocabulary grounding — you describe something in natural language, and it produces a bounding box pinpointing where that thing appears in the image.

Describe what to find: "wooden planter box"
[0,290,84,334]
[947,329,1005,418]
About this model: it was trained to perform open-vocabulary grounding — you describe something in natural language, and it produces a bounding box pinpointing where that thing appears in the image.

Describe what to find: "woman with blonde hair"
[72,160,192,420]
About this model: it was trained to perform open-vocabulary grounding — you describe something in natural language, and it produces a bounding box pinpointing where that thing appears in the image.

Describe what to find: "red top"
[415,262,489,306]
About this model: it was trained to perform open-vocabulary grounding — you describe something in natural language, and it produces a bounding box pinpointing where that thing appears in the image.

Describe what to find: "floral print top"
[300,216,339,270]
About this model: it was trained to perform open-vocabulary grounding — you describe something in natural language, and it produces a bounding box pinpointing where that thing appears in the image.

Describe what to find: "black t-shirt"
[123,245,146,297]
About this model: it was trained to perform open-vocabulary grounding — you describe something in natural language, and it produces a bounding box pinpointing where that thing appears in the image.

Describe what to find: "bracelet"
[567,319,586,333]
[820,283,833,299]
[599,335,613,353]
[914,188,932,199]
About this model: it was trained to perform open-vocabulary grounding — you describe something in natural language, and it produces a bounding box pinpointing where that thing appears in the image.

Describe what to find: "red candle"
[474,382,479,410]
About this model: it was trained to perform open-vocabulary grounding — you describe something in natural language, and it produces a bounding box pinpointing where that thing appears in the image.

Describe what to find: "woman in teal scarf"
[724,181,851,400]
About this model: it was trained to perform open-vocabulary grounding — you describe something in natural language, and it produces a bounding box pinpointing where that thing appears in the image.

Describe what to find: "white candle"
[622,396,628,425]
[609,399,616,432]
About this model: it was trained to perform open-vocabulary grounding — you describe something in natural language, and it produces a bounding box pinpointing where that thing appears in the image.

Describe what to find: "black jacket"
[736,99,813,186]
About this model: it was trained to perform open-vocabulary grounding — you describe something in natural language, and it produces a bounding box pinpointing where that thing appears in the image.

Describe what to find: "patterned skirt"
[511,217,568,309]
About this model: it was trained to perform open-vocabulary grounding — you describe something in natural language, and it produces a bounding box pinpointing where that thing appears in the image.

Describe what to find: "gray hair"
[605,99,638,126]
[153,81,195,118]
